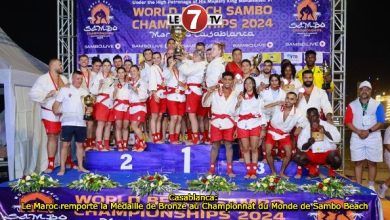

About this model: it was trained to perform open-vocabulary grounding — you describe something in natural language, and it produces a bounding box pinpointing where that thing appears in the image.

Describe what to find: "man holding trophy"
[295,108,342,178]
[52,71,91,176]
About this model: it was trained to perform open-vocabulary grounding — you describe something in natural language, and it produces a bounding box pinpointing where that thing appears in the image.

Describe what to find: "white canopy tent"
[0,27,49,180]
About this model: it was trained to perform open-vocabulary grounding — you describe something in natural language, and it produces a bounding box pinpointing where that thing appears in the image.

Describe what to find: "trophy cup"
[82,94,96,121]
[252,53,262,72]
[321,60,331,75]
[170,25,187,56]
[321,60,332,90]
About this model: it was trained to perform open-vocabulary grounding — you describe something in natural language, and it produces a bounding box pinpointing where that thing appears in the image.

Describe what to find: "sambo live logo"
[83,0,118,38]
[167,4,222,33]
[289,0,326,34]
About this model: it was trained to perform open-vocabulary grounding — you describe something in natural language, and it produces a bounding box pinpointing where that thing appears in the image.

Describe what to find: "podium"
[85,143,298,176]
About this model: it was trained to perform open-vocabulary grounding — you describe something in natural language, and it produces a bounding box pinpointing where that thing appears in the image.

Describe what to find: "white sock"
[382,183,389,190]
[368,181,375,186]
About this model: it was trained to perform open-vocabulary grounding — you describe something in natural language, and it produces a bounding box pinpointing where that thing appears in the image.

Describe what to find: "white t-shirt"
[56,85,89,127]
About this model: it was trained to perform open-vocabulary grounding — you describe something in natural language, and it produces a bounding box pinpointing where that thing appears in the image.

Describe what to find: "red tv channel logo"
[167,4,223,33]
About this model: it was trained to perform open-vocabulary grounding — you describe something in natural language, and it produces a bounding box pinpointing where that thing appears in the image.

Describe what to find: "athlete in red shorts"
[179,50,207,144]
[148,52,167,143]
[264,92,307,178]
[128,65,149,152]
[203,71,238,177]
[164,56,186,144]
[236,77,267,179]
[113,67,130,151]
[29,59,69,173]
[295,108,342,178]
[90,59,115,151]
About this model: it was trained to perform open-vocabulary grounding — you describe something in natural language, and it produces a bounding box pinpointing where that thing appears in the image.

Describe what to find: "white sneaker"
[378,184,388,199]
[368,185,376,193]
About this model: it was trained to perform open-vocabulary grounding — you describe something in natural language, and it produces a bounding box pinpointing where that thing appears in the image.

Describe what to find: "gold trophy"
[82,94,96,121]
[311,128,325,141]
[170,25,187,56]
[321,60,332,90]
[253,53,262,71]
[321,60,330,75]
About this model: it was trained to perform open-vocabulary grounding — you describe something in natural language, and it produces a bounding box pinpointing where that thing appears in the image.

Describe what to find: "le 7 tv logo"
[167,4,223,33]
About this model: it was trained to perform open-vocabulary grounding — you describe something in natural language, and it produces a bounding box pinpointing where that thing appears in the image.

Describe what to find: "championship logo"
[308,198,365,220]
[83,0,118,39]
[89,3,112,25]
[19,192,55,213]
[289,0,327,35]
[0,191,65,219]
[297,0,318,21]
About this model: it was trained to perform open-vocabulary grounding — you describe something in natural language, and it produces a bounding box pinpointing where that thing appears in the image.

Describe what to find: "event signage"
[77,0,332,67]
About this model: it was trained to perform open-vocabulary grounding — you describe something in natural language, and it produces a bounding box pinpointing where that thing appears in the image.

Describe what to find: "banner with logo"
[0,187,381,219]
[76,0,332,68]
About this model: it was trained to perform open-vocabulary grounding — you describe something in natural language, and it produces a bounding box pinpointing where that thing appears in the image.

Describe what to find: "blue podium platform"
[0,168,382,220]
[85,143,297,176]
[0,143,383,219]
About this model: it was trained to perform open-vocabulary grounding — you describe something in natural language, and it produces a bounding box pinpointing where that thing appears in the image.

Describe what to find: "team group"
[28,39,390,197]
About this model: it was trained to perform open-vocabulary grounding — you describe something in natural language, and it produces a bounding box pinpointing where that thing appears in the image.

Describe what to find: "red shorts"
[42,119,61,135]
[197,106,210,117]
[167,100,186,116]
[94,102,114,122]
[129,111,147,122]
[210,125,235,142]
[265,133,292,148]
[149,96,167,114]
[186,93,201,113]
[306,149,334,165]
[237,126,261,139]
[113,109,127,121]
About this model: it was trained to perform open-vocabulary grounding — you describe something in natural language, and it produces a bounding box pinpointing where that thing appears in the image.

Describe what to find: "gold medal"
[311,131,324,141]
[283,84,295,91]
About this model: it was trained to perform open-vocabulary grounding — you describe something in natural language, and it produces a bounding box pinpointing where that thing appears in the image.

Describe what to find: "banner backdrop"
[0,188,381,220]
[77,0,332,70]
